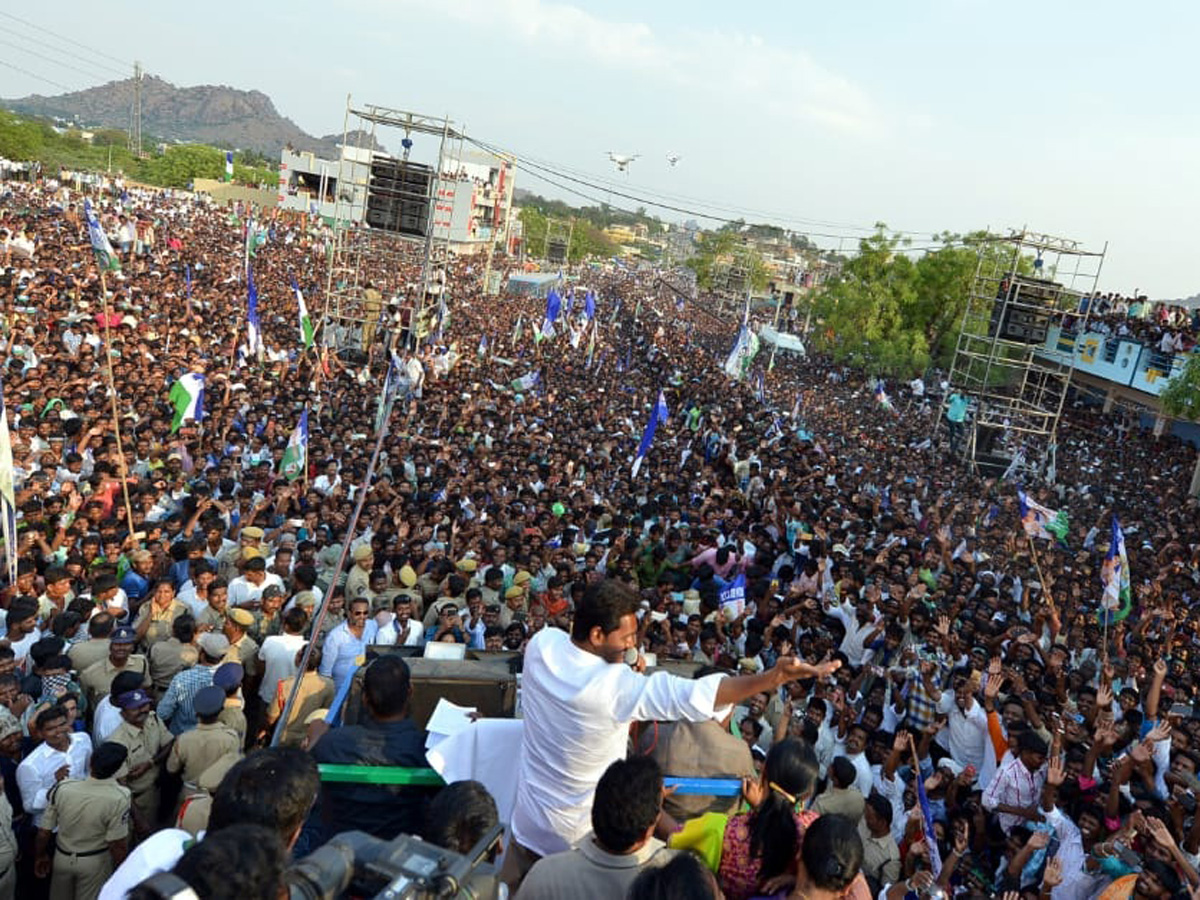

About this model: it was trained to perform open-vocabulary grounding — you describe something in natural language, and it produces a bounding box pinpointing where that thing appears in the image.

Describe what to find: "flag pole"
[1026,534,1057,618]
[97,270,137,538]
[302,404,310,496]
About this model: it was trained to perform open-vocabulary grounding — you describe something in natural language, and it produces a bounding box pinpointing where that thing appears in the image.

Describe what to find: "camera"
[285,825,504,900]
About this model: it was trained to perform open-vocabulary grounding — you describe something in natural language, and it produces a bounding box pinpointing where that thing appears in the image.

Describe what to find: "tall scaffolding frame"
[543,218,574,265]
[941,228,1107,478]
[322,98,464,354]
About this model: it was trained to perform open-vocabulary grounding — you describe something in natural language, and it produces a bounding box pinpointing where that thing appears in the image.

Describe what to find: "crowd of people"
[0,169,1199,900]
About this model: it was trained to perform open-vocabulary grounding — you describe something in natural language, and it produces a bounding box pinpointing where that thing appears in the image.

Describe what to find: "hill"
[3,75,375,158]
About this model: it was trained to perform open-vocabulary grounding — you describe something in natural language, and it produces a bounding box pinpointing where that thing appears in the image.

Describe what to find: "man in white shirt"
[503,579,840,889]
[17,705,93,828]
[226,557,285,609]
[256,607,308,707]
[934,674,989,777]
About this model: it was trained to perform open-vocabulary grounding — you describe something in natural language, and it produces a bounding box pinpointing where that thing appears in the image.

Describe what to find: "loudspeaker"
[342,655,517,730]
[366,157,432,238]
[546,238,568,264]
[989,304,1051,345]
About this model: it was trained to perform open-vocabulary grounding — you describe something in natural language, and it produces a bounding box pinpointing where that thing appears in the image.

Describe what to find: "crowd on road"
[0,172,1199,900]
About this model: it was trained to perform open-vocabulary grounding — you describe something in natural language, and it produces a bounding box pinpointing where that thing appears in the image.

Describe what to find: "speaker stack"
[366,156,433,238]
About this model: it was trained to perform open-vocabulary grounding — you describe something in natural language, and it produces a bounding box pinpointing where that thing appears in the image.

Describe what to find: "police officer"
[106,689,172,835]
[78,626,150,715]
[34,742,131,900]
[166,686,241,789]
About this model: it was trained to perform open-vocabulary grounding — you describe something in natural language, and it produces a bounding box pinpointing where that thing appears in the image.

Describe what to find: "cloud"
[398,0,879,135]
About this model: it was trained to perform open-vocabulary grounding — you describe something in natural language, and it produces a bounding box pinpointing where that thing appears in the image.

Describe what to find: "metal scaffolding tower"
[322,98,463,355]
[941,228,1106,479]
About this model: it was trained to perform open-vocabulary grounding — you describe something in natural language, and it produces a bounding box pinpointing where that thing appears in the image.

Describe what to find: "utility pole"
[128,61,143,157]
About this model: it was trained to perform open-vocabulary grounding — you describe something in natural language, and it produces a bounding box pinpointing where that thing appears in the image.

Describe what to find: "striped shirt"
[157,663,217,735]
[982,754,1046,832]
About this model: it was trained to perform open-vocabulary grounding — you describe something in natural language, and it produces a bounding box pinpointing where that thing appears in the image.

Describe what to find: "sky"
[2,1,1197,297]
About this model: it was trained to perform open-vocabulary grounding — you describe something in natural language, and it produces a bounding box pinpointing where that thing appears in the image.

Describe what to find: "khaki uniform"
[196,605,226,632]
[0,787,16,900]
[249,610,281,645]
[266,671,335,746]
[135,599,189,649]
[166,722,241,786]
[67,639,111,675]
[228,634,260,680]
[42,776,131,900]
[175,753,238,837]
[79,655,151,711]
[106,713,172,829]
[149,639,199,693]
[217,700,247,747]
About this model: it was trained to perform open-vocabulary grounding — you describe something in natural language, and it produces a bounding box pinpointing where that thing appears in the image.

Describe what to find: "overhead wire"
[0,59,71,93]
[466,134,966,253]
[6,30,129,79]
[0,38,126,85]
[465,134,940,242]
[0,11,131,69]
[475,139,927,236]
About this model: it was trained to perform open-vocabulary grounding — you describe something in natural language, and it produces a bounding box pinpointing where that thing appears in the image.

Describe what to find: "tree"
[517,207,619,262]
[0,110,45,161]
[1160,353,1200,495]
[685,230,769,292]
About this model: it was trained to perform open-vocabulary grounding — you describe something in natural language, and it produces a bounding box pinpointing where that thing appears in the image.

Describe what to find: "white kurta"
[510,627,728,857]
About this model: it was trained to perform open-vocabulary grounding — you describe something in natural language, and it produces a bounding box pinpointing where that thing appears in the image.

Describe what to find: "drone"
[607,152,639,172]
[666,153,681,167]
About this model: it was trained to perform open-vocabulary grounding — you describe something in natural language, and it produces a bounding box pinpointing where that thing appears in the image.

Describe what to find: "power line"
[0,11,130,69]
[479,141,924,236]
[0,38,123,85]
[467,134,895,246]
[0,59,71,93]
[8,30,128,79]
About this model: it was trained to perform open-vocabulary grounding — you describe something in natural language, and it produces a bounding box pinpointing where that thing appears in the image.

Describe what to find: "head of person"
[207,747,321,851]
[626,852,723,900]
[423,780,501,861]
[590,756,663,855]
[796,814,864,898]
[750,739,820,883]
[132,824,289,900]
[35,705,71,752]
[362,655,412,722]
[570,578,640,664]
[829,756,857,790]
[92,741,129,779]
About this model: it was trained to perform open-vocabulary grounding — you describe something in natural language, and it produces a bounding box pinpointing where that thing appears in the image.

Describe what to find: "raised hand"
[1042,857,1064,889]
[1028,830,1050,850]
[1154,658,1169,678]
[1145,816,1178,850]
[1146,720,1172,744]
[1046,753,1066,788]
[1097,682,1114,709]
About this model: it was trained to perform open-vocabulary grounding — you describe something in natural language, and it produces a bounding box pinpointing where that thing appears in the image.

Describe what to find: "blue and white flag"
[585,290,596,321]
[719,573,746,618]
[83,199,120,272]
[478,334,488,358]
[755,371,765,404]
[0,379,17,586]
[723,324,759,380]
[246,265,263,358]
[1100,516,1132,624]
[631,389,668,478]
[185,264,193,314]
[375,352,404,433]
[224,150,234,182]
[916,764,943,877]
[545,289,562,326]
[511,370,540,393]
[564,288,574,319]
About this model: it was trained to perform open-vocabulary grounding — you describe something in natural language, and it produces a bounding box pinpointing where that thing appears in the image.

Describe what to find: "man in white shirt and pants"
[503,579,840,888]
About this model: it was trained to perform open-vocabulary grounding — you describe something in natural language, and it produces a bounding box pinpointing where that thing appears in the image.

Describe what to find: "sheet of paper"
[425,698,478,750]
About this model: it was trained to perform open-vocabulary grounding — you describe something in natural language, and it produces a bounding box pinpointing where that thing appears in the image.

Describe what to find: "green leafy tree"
[685,230,769,292]
[0,110,45,160]
[1160,354,1200,494]
[517,207,618,262]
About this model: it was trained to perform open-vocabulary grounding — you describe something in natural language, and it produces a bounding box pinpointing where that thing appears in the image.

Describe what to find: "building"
[276,146,514,253]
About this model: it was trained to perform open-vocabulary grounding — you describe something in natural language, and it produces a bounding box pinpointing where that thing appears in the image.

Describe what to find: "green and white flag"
[224,151,234,183]
[279,409,308,481]
[292,279,315,348]
[169,372,205,433]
